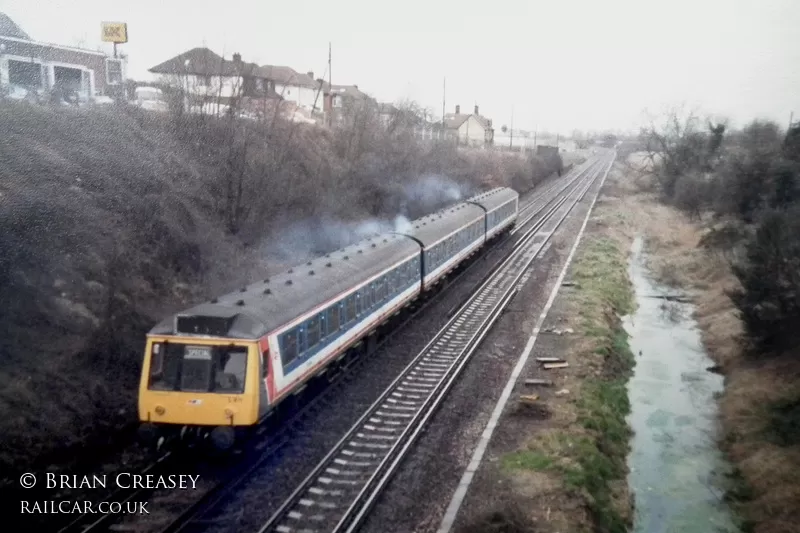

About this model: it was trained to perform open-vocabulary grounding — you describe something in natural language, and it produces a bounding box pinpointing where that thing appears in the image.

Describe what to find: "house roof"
[378,102,397,114]
[444,113,492,131]
[327,84,371,102]
[444,113,470,130]
[149,47,259,77]
[0,12,30,40]
[258,65,316,88]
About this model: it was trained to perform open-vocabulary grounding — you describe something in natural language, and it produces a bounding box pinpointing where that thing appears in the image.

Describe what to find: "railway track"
[254,155,612,533]
[54,156,604,533]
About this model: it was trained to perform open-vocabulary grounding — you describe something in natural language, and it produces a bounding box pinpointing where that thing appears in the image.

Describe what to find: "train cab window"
[215,349,247,393]
[148,343,181,390]
[179,346,213,392]
[307,315,321,348]
[261,351,269,378]
[281,331,298,365]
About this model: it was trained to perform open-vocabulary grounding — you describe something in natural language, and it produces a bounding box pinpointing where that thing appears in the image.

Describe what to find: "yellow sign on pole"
[101,22,128,43]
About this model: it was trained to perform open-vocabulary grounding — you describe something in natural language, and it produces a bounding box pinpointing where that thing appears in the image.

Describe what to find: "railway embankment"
[446,141,800,533]
[444,153,786,533]
[445,162,637,533]
[0,100,563,503]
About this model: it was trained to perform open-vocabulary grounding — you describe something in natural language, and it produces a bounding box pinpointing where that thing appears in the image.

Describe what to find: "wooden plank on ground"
[536,357,563,363]
[524,379,554,387]
[519,394,539,404]
[543,362,569,370]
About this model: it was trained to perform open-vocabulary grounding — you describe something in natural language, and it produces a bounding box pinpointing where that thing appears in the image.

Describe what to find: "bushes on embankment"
[639,112,800,533]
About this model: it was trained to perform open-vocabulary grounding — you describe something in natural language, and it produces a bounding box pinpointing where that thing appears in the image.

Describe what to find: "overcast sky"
[2,0,798,134]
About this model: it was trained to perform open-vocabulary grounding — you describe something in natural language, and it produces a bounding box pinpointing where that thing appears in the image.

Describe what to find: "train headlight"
[155,405,166,416]
[224,408,235,418]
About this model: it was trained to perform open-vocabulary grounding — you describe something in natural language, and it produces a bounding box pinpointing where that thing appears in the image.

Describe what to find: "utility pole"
[328,42,332,127]
[509,105,514,150]
[442,77,446,130]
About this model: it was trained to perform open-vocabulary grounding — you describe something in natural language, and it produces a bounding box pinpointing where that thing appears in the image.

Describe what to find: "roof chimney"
[474,105,479,115]
[307,71,314,79]
[455,104,460,114]
[232,53,242,63]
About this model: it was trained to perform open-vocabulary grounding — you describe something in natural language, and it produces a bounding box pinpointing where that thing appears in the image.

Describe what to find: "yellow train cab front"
[138,338,261,435]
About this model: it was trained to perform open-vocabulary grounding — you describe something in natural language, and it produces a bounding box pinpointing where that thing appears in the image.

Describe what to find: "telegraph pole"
[328,42,332,126]
[442,77,446,129]
[509,105,514,150]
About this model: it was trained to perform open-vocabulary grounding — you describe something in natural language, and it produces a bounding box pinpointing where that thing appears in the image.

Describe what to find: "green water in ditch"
[624,236,739,533]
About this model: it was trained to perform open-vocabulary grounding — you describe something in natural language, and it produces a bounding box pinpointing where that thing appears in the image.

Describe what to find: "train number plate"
[185,346,212,359]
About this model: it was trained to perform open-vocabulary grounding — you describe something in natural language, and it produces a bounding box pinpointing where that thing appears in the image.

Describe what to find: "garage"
[7,58,43,88]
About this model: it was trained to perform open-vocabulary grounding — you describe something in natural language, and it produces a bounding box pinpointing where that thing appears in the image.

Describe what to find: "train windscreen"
[148,343,248,393]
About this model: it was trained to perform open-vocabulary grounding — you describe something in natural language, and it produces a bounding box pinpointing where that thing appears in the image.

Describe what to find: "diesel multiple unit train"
[138,187,519,450]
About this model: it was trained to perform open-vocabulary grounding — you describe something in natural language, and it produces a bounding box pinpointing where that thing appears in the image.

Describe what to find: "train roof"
[149,233,420,339]
[465,187,519,212]
[397,201,485,248]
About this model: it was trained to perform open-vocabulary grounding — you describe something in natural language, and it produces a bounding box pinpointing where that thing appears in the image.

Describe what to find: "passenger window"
[282,330,297,364]
[307,315,320,347]
[262,351,269,377]
[329,305,341,333]
[346,295,356,321]
[298,327,307,353]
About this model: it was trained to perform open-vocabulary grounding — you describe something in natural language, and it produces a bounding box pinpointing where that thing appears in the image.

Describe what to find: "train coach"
[137,187,519,451]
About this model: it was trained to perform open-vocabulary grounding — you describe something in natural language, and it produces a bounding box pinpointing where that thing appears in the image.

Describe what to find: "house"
[0,12,126,102]
[149,47,278,110]
[259,65,321,111]
[559,139,578,152]
[444,105,494,147]
[320,83,375,126]
[378,102,397,127]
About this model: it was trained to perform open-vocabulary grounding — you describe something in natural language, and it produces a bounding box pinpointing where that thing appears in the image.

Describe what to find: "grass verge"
[499,236,636,533]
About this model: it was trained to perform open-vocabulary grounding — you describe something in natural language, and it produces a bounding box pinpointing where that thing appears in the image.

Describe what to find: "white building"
[260,65,321,112]
[443,105,494,147]
[149,47,276,107]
